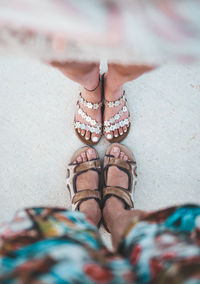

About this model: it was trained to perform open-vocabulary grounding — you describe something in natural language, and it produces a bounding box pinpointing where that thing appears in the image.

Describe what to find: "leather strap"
[72,189,101,205]
[103,186,134,209]
[104,157,134,192]
[84,75,100,92]
[75,160,101,173]
[105,157,131,171]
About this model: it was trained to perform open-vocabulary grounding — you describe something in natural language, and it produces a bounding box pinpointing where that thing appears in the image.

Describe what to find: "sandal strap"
[67,158,101,211]
[75,104,102,134]
[77,105,102,127]
[104,156,133,170]
[72,189,101,205]
[78,93,102,110]
[74,121,102,134]
[104,105,128,127]
[104,91,126,108]
[74,159,101,173]
[103,118,130,133]
[104,156,137,192]
[84,75,101,92]
[103,186,134,209]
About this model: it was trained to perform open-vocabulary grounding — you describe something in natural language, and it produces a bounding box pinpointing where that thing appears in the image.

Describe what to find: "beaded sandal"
[102,143,137,233]
[66,146,102,226]
[103,75,131,143]
[74,75,103,146]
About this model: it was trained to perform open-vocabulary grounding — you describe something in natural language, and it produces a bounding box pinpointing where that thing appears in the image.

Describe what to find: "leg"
[104,63,156,140]
[50,61,102,143]
[71,147,101,226]
[102,145,146,249]
[103,197,146,250]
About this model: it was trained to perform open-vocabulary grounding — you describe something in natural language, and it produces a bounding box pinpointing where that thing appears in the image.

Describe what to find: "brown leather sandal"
[102,143,137,232]
[74,75,103,146]
[66,146,102,226]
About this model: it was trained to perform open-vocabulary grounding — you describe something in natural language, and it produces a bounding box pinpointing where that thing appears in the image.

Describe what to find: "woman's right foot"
[74,76,102,144]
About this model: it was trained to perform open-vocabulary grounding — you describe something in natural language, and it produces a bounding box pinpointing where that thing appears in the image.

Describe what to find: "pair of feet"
[75,74,130,144]
[72,146,130,229]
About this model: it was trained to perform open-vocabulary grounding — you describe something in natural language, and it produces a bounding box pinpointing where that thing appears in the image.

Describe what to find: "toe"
[81,151,87,162]
[119,151,125,159]
[77,155,83,163]
[81,130,85,137]
[123,126,127,133]
[106,132,113,141]
[110,146,120,158]
[87,148,97,160]
[91,133,100,144]
[123,155,128,161]
[114,129,119,138]
[119,127,123,136]
[85,131,91,141]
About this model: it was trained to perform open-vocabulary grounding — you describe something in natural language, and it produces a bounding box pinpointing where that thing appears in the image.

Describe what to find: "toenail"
[88,148,94,155]
[124,129,127,133]
[107,134,112,140]
[78,130,81,133]
[85,137,89,140]
[81,133,84,136]
[114,134,118,137]
[113,147,120,152]
[120,132,123,135]
[92,136,98,142]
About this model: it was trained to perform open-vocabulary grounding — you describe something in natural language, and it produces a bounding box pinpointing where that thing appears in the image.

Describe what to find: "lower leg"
[103,63,156,140]
[105,63,155,98]
[103,197,146,250]
[50,61,100,90]
[102,145,146,250]
[50,61,102,143]
[72,148,101,227]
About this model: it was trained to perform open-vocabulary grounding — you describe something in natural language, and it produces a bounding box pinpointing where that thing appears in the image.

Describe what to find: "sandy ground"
[0,55,200,246]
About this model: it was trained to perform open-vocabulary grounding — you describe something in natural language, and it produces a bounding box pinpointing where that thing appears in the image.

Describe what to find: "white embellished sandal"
[103,75,131,143]
[102,143,137,233]
[74,75,103,146]
[66,146,102,226]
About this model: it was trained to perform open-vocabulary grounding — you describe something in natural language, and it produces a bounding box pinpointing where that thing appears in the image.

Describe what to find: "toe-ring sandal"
[102,74,131,143]
[102,143,137,233]
[74,75,103,146]
[66,146,102,227]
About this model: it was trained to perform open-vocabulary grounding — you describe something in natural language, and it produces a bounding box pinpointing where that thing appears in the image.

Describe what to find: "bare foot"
[103,146,145,248]
[72,148,101,226]
[103,74,129,141]
[103,146,129,214]
[75,79,102,143]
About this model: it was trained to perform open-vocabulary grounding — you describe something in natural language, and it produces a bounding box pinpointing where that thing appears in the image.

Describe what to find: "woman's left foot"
[103,75,130,142]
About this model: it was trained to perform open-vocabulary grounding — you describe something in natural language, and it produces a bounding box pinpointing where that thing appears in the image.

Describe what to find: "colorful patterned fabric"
[0,204,200,283]
[0,1,200,64]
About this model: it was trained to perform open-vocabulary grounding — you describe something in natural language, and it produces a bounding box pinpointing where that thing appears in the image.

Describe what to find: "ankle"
[80,199,101,226]
[104,84,123,100]
[104,196,125,211]
[82,69,100,91]
[103,196,125,228]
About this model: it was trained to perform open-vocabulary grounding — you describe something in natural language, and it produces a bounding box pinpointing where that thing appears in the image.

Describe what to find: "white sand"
[0,55,200,246]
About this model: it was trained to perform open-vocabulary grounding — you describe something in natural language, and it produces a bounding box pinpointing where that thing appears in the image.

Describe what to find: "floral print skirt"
[0,204,200,283]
